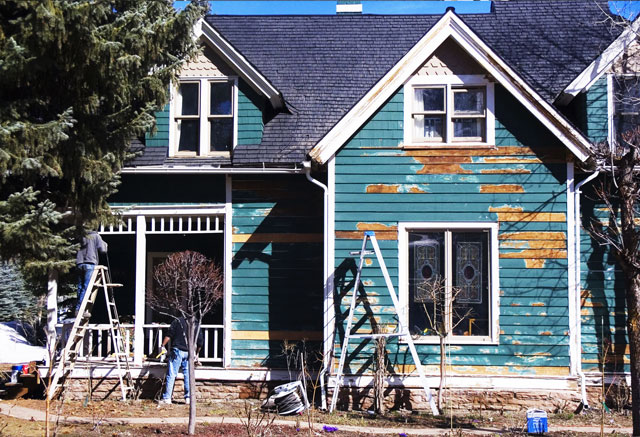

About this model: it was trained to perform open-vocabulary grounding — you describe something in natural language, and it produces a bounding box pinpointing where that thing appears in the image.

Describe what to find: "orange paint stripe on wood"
[366,184,400,193]
[499,232,566,240]
[500,249,567,259]
[480,168,532,174]
[496,212,566,222]
[525,259,546,268]
[416,164,473,174]
[480,184,525,193]
[357,223,398,232]
[402,146,539,157]
[500,240,567,249]
[232,330,323,341]
[481,157,543,164]
[336,231,398,240]
[232,233,322,243]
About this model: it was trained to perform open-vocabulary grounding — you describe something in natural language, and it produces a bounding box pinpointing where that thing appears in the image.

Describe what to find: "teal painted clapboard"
[231,175,324,368]
[333,84,571,375]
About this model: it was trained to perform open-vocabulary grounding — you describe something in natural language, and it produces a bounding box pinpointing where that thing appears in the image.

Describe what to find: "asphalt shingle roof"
[130,0,622,168]
[207,0,620,165]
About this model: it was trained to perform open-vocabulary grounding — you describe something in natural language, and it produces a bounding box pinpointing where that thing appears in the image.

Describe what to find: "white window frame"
[398,221,500,345]
[169,76,238,157]
[403,75,495,147]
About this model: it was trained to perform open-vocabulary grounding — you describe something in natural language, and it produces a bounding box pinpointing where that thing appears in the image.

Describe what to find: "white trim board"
[559,17,640,105]
[308,10,592,164]
[196,19,283,109]
[53,365,580,392]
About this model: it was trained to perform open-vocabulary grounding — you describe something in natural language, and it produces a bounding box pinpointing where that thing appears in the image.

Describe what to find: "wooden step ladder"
[329,231,439,415]
[48,265,134,401]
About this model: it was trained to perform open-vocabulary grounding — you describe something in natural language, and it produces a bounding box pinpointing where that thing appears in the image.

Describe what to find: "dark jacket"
[168,317,204,352]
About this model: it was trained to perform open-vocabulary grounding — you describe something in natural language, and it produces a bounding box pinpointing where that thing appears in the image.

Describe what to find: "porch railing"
[56,323,223,364]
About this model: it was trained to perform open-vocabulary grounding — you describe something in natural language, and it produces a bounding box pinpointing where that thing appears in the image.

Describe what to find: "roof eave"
[309,10,592,164]
[558,16,640,105]
[196,19,284,109]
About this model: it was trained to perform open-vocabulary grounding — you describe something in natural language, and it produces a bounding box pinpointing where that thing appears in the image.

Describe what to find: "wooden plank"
[232,330,323,341]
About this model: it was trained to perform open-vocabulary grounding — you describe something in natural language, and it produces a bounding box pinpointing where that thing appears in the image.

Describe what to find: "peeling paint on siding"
[480,184,525,193]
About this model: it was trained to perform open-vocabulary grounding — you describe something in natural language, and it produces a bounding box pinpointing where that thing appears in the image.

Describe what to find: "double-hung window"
[172,78,237,156]
[404,76,494,146]
[399,222,499,344]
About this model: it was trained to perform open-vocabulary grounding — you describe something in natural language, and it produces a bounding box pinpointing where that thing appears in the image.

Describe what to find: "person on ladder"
[157,317,203,405]
[76,230,108,318]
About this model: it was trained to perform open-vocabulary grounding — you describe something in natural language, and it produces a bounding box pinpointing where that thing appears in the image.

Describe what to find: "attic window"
[172,78,237,156]
[404,75,494,147]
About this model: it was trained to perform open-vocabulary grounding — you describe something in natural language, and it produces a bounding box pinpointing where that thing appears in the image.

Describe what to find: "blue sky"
[174,1,640,18]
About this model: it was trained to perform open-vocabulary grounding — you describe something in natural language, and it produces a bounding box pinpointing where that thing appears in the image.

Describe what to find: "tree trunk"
[625,274,640,435]
[187,317,197,435]
[616,147,640,436]
[438,335,445,413]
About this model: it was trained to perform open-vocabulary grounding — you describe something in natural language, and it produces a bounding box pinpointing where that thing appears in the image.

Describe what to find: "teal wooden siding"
[144,78,264,149]
[584,77,609,144]
[333,84,572,375]
[580,181,628,373]
[237,80,265,145]
[145,104,170,147]
[231,175,323,367]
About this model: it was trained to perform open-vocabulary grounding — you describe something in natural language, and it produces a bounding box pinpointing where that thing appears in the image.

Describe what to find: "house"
[57,0,634,410]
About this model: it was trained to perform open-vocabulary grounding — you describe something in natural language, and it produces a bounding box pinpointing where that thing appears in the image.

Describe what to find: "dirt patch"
[3,398,634,432]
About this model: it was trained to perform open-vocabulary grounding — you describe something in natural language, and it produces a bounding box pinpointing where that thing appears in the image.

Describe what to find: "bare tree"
[417,278,471,413]
[148,251,223,435]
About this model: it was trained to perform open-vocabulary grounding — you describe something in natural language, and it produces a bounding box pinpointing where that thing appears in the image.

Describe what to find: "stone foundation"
[64,374,593,413]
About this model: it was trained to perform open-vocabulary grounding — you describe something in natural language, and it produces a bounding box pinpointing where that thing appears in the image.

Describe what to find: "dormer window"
[172,78,237,156]
[404,75,494,147]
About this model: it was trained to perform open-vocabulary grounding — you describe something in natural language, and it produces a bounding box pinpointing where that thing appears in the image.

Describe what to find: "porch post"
[46,270,58,357]
[134,215,146,365]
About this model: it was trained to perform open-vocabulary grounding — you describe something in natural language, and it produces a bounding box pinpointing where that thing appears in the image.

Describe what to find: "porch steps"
[48,266,134,401]
[329,231,439,415]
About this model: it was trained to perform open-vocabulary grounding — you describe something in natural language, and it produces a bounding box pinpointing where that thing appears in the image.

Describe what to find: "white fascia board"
[196,19,283,109]
[309,11,592,164]
[560,17,640,104]
[120,166,303,174]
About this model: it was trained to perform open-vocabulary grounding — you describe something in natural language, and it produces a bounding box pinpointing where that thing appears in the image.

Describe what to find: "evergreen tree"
[0,0,205,285]
[0,261,37,322]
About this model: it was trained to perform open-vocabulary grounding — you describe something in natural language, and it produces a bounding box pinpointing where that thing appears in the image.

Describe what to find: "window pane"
[454,88,484,114]
[177,119,199,152]
[409,232,445,336]
[414,115,444,140]
[415,87,444,112]
[179,83,199,116]
[453,118,483,139]
[210,82,232,115]
[451,232,489,336]
[210,118,233,152]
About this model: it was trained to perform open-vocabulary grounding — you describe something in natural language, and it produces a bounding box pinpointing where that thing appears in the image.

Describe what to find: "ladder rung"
[349,250,374,256]
[348,332,407,339]
[106,283,123,287]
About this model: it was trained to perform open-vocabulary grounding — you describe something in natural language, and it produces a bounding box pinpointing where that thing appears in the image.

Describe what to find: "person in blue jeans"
[76,231,107,317]
[158,317,204,405]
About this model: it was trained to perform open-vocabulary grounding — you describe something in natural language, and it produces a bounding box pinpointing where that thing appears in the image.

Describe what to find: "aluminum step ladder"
[48,265,134,401]
[329,231,439,415]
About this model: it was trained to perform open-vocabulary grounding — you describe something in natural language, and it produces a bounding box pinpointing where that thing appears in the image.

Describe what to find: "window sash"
[173,78,236,156]
[404,226,493,342]
[407,80,491,145]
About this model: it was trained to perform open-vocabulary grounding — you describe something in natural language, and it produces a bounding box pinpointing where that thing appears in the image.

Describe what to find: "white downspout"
[303,161,330,410]
[574,170,599,408]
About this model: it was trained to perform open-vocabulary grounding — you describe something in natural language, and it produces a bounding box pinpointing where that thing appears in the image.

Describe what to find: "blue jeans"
[76,263,95,313]
[162,348,190,401]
